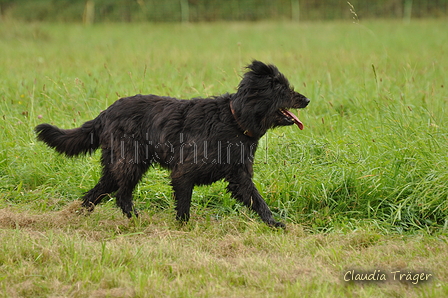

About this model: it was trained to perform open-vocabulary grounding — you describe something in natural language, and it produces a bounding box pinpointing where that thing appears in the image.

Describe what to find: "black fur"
[35,60,310,228]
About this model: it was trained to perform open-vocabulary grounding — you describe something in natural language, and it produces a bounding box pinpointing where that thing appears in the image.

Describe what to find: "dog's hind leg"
[113,163,149,218]
[81,172,119,211]
[171,175,194,223]
[115,185,138,218]
[227,170,285,228]
[81,150,119,211]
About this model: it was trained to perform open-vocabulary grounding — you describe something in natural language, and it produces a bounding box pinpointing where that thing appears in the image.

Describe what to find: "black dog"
[35,60,310,228]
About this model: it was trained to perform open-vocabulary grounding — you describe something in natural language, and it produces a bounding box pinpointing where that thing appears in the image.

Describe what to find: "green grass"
[0,20,447,297]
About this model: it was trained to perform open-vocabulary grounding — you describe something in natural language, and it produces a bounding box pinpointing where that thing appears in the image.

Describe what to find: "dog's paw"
[81,201,95,213]
[125,209,139,219]
[273,221,286,229]
[266,218,286,229]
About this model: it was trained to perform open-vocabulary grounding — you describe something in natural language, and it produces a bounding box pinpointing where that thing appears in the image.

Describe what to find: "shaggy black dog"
[35,60,310,228]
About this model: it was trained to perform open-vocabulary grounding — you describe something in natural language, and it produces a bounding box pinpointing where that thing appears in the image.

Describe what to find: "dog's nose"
[302,97,310,107]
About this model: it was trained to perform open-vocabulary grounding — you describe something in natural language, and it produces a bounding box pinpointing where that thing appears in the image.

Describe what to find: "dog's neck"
[229,101,254,138]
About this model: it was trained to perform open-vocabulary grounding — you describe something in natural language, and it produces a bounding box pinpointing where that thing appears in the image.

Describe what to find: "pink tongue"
[283,109,304,130]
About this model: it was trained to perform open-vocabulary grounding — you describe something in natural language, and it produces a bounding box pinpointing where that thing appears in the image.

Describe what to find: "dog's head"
[231,60,310,137]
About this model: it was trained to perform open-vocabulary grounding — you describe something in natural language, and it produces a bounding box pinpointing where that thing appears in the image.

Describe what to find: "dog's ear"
[247,60,289,86]
[247,60,277,76]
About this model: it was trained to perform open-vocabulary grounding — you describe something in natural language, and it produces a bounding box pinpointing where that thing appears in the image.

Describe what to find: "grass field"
[0,20,447,297]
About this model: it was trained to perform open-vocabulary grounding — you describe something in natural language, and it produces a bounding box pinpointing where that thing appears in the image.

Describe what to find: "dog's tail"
[35,116,102,157]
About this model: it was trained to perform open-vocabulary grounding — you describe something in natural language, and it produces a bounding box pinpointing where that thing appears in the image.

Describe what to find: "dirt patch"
[0,209,38,229]
[89,287,136,298]
[0,201,84,230]
[0,203,161,241]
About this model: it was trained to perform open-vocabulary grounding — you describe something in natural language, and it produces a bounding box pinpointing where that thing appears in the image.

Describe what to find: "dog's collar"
[229,101,254,137]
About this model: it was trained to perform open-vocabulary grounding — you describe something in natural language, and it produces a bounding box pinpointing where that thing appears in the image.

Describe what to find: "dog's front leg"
[227,171,285,228]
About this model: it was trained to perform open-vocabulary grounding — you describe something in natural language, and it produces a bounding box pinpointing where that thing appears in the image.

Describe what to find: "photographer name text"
[343,269,433,285]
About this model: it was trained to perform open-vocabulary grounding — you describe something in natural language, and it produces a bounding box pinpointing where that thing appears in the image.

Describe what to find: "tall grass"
[0,20,447,233]
[1,20,448,298]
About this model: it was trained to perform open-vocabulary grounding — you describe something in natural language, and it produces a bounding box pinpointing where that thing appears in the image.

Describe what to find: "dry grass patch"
[1,206,447,297]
